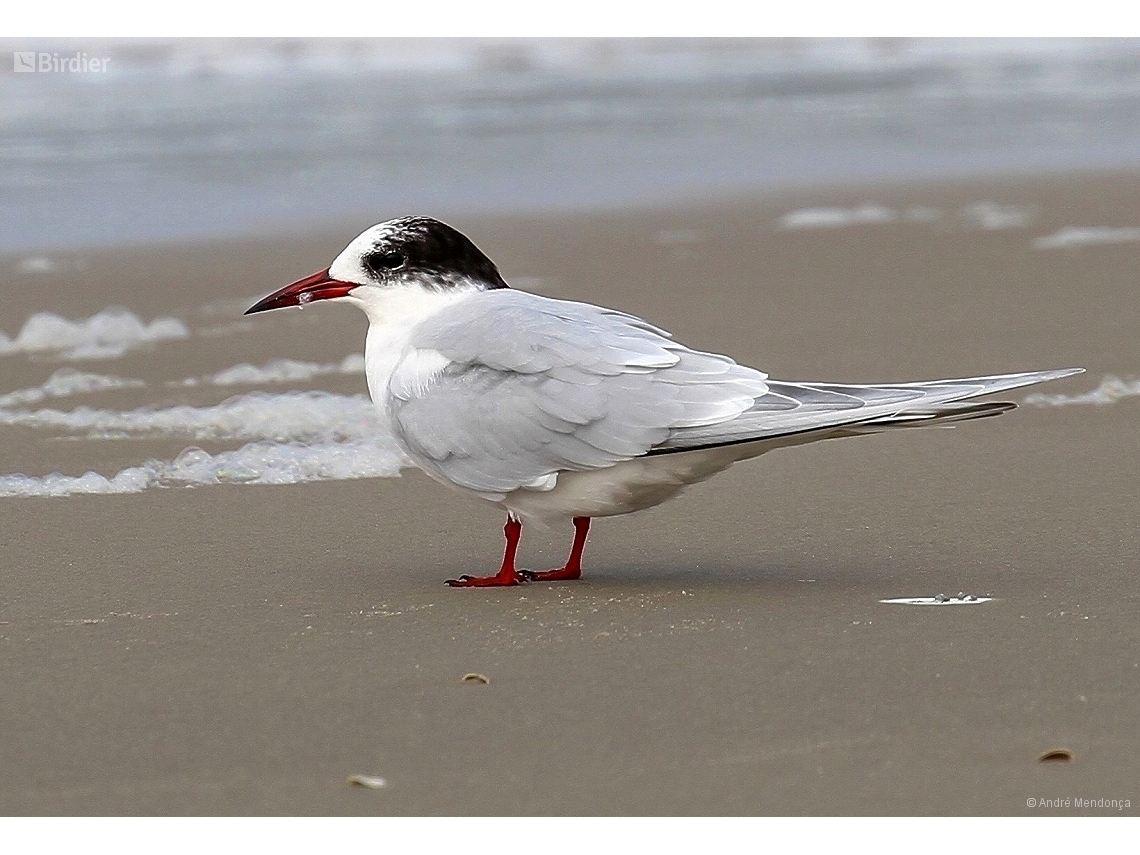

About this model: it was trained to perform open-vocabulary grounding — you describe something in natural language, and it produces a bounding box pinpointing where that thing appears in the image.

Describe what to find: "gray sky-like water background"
[2,37,1140,252]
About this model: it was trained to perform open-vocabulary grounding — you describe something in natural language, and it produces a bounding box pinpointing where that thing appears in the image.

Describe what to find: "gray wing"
[387,290,770,495]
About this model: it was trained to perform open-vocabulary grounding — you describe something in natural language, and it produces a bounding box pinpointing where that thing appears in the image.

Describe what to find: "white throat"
[347,281,478,328]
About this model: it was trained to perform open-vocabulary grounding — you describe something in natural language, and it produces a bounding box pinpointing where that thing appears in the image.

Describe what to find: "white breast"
[363,322,411,433]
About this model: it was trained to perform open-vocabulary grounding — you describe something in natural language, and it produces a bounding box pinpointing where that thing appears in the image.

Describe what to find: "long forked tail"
[807,368,1084,435]
[654,367,1084,453]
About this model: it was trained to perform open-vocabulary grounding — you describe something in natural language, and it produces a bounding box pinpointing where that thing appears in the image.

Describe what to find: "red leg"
[522,517,591,583]
[446,516,528,587]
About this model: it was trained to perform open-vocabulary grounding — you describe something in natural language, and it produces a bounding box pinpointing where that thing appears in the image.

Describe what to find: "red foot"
[520,517,590,584]
[445,567,528,587]
[520,566,581,583]
[445,516,592,588]
[446,516,527,587]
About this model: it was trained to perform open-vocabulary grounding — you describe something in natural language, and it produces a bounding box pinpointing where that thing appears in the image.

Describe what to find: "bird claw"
[445,570,528,588]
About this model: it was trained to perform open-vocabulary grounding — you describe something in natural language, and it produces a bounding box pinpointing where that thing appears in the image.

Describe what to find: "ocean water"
[2,37,1140,251]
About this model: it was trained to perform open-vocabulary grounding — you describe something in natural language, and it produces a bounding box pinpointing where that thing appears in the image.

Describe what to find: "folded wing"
[388,290,769,495]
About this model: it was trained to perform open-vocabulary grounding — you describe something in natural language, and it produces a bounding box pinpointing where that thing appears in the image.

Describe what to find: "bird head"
[245,217,508,320]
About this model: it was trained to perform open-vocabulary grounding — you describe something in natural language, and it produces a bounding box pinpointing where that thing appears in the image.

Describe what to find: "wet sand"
[1,172,1137,814]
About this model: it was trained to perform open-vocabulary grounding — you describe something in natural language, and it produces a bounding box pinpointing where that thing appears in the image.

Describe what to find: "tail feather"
[840,400,1017,434]
[652,367,1083,454]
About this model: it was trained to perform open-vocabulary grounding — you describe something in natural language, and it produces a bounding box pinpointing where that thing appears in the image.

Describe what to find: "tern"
[247,217,1081,587]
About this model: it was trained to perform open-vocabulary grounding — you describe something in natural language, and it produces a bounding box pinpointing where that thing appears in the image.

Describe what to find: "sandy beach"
[0,171,1137,815]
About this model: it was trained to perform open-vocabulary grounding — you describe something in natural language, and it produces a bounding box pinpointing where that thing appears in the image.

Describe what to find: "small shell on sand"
[880,594,993,606]
[462,673,490,684]
[347,774,387,789]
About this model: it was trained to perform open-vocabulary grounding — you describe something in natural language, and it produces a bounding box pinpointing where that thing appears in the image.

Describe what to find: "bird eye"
[365,251,406,274]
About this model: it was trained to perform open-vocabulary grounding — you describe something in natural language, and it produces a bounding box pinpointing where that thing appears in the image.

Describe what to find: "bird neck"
[353,282,482,328]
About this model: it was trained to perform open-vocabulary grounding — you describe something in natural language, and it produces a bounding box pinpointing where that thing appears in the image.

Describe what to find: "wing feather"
[388,291,767,494]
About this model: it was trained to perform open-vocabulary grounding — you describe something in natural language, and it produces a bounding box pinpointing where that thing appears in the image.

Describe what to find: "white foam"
[0,308,189,361]
[17,256,57,274]
[0,368,145,408]
[0,468,153,497]
[959,202,1035,230]
[0,384,413,497]
[0,390,383,442]
[0,437,407,497]
[1024,375,1140,407]
[777,204,896,230]
[202,355,364,387]
[779,201,1039,232]
[1033,226,1140,250]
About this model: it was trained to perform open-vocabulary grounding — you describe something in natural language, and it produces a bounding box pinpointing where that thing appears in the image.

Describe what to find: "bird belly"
[502,445,749,523]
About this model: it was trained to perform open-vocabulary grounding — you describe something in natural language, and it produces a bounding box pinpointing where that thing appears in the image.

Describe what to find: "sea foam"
[0,390,383,442]
[778,205,897,230]
[0,388,412,497]
[958,202,1035,230]
[777,201,1034,232]
[0,437,407,497]
[0,368,145,407]
[1024,375,1140,407]
[0,308,189,361]
[1033,226,1140,250]
[186,355,365,387]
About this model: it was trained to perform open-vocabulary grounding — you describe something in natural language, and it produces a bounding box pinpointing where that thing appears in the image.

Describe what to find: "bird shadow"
[522,557,889,593]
